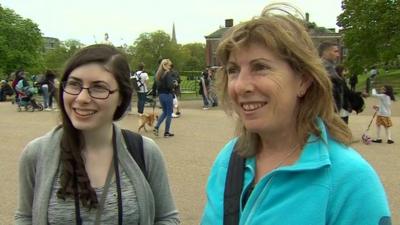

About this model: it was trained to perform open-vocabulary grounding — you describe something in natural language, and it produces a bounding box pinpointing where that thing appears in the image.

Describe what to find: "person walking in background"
[208,68,218,107]
[170,64,181,118]
[39,70,57,111]
[153,59,176,137]
[15,44,180,224]
[201,4,391,225]
[133,63,149,116]
[371,85,396,144]
[318,41,345,113]
[370,66,378,80]
[365,76,372,96]
[335,65,352,124]
[349,73,358,92]
[199,68,212,110]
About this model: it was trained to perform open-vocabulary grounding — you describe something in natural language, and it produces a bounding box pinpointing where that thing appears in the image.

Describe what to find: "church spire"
[171,22,177,44]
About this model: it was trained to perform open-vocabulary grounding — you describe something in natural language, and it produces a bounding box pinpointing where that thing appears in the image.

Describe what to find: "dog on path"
[138,112,158,132]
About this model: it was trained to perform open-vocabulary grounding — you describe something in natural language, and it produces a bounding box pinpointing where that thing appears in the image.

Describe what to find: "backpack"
[121,129,148,179]
[130,71,144,91]
[224,142,244,225]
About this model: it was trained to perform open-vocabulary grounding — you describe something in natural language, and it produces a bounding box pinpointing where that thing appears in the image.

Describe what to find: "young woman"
[153,59,176,137]
[201,4,391,225]
[15,44,180,225]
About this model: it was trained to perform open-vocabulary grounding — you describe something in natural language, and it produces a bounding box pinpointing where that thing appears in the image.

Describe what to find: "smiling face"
[226,43,310,136]
[63,63,121,132]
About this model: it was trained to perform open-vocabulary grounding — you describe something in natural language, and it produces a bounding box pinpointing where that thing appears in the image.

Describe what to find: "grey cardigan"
[15,125,180,225]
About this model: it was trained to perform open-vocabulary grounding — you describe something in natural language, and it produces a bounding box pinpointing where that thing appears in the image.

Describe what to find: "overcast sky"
[1,0,343,46]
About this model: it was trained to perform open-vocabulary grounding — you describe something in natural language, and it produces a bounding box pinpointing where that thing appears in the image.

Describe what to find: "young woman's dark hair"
[56,44,132,208]
[384,85,396,101]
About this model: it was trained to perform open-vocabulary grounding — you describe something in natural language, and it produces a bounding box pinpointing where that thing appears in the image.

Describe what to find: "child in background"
[371,85,395,144]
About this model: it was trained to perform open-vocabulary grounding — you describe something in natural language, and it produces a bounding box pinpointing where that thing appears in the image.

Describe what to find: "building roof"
[205,27,230,39]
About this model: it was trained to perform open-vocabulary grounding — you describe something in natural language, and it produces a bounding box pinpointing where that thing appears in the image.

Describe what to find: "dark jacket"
[156,71,175,95]
[322,59,344,111]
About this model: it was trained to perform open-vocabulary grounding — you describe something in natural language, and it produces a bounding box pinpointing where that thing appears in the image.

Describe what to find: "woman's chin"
[242,121,266,133]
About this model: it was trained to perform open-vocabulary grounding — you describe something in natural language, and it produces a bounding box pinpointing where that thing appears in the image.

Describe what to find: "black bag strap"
[121,129,148,179]
[223,142,245,225]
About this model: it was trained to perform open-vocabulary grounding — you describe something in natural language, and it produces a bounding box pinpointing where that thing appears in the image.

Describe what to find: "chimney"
[225,19,233,28]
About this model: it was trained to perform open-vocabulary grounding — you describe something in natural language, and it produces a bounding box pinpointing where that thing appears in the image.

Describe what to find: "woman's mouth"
[73,108,97,116]
[241,102,267,111]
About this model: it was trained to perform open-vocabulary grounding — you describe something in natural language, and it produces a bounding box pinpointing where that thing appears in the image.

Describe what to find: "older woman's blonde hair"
[216,3,351,157]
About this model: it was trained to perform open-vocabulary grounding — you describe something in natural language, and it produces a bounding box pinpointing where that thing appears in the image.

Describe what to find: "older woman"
[15,44,179,225]
[201,4,391,225]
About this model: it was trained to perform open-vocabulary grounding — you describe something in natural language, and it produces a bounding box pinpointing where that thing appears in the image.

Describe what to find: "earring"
[298,91,305,98]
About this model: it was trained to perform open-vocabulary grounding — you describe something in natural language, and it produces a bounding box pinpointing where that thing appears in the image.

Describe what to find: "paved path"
[0,98,398,224]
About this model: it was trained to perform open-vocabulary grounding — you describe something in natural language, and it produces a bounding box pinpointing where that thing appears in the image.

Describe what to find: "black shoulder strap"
[121,129,148,179]
[224,142,245,225]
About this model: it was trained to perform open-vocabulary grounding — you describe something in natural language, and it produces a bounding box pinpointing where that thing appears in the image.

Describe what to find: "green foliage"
[42,39,84,74]
[337,0,400,73]
[128,31,205,73]
[128,31,177,72]
[0,5,43,78]
[181,43,206,71]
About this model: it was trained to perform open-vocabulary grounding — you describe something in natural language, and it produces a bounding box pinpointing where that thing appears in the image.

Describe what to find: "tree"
[181,43,205,71]
[42,39,84,74]
[128,31,183,74]
[337,0,400,73]
[0,5,43,79]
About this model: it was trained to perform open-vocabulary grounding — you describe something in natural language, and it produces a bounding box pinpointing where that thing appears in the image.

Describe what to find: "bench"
[179,80,198,95]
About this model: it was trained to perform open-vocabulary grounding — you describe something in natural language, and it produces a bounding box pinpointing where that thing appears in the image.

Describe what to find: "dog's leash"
[366,110,378,132]
[152,97,156,114]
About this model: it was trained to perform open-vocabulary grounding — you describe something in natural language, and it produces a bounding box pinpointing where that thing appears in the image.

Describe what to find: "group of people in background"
[319,41,395,144]
[9,3,394,224]
[0,69,58,111]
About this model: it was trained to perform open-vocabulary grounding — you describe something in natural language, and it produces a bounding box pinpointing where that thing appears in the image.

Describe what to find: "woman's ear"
[298,75,313,97]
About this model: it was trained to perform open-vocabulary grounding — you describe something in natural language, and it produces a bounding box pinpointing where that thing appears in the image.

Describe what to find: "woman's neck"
[258,128,303,155]
[81,124,114,152]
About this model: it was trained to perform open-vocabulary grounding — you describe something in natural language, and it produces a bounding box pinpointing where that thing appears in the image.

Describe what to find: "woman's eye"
[67,81,81,88]
[253,63,271,72]
[91,85,109,92]
[226,66,239,76]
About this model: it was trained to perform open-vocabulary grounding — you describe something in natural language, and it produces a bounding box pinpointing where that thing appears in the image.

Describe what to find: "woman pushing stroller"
[13,70,43,111]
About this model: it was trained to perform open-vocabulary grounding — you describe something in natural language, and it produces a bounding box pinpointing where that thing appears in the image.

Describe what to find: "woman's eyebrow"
[68,76,82,81]
[67,76,108,85]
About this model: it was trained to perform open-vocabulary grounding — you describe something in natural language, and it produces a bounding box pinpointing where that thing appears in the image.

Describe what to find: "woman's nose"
[75,88,92,103]
[234,70,254,94]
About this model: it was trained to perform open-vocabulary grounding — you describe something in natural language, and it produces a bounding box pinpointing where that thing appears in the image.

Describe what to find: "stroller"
[15,85,43,112]
[144,89,157,108]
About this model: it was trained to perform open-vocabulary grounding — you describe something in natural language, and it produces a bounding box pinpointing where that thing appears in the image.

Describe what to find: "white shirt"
[132,71,149,93]
[372,88,391,116]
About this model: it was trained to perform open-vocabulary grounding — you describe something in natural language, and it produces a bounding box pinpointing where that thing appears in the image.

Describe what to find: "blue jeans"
[155,93,173,133]
[41,85,49,108]
[201,94,210,107]
[137,92,147,114]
